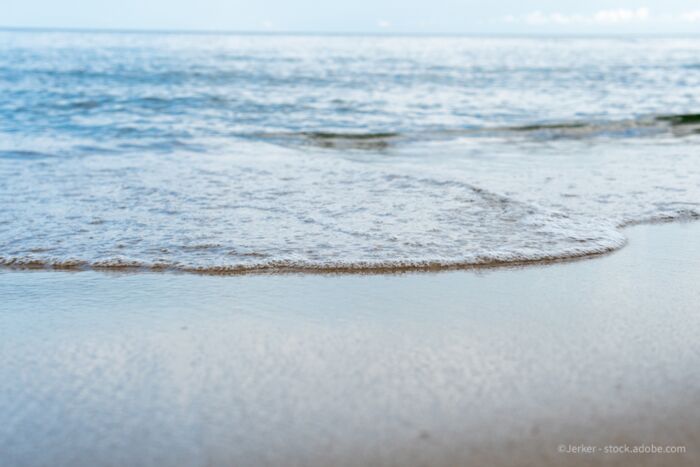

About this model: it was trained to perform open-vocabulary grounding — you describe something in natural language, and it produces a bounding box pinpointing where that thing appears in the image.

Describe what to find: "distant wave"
[253,113,700,150]
[253,131,402,150]
[656,113,700,125]
[505,114,700,139]
[302,131,401,140]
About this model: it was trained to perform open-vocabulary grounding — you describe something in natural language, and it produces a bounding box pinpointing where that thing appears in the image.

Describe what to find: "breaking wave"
[253,113,700,151]
[2,139,698,275]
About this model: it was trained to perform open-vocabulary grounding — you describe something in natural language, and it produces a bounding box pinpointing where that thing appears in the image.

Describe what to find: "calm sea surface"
[1,32,699,272]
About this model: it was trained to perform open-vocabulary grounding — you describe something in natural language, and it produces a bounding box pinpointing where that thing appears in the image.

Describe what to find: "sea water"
[1,32,699,272]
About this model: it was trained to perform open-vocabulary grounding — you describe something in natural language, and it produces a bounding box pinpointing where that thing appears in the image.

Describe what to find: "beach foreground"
[1,222,699,467]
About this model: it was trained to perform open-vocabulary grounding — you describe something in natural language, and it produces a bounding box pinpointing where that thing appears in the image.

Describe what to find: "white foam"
[0,139,661,273]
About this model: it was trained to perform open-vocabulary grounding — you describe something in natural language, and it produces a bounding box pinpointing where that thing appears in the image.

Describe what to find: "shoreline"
[1,218,697,277]
[0,247,620,276]
[2,221,699,466]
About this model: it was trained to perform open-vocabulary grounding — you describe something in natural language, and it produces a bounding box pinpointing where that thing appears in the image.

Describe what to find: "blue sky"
[3,1,700,34]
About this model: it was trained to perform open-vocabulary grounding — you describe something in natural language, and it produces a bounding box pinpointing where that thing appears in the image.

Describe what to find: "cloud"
[504,8,700,26]
[680,11,700,23]
[593,8,650,24]
[510,8,650,26]
[377,20,391,29]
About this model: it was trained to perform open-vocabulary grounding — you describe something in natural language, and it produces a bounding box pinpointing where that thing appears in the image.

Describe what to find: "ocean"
[1,31,699,272]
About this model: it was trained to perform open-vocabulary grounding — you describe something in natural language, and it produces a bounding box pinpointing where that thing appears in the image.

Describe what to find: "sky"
[2,1,700,34]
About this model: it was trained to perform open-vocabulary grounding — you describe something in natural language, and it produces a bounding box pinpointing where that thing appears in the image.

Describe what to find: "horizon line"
[2,25,700,38]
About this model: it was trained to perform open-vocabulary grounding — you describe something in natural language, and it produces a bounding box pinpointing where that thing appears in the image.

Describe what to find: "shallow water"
[1,32,699,272]
[1,222,699,467]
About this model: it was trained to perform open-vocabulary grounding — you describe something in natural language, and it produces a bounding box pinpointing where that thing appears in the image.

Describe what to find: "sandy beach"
[2,25,700,467]
[1,220,699,467]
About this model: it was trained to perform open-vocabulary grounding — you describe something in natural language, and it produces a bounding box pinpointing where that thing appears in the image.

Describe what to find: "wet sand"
[1,222,699,467]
